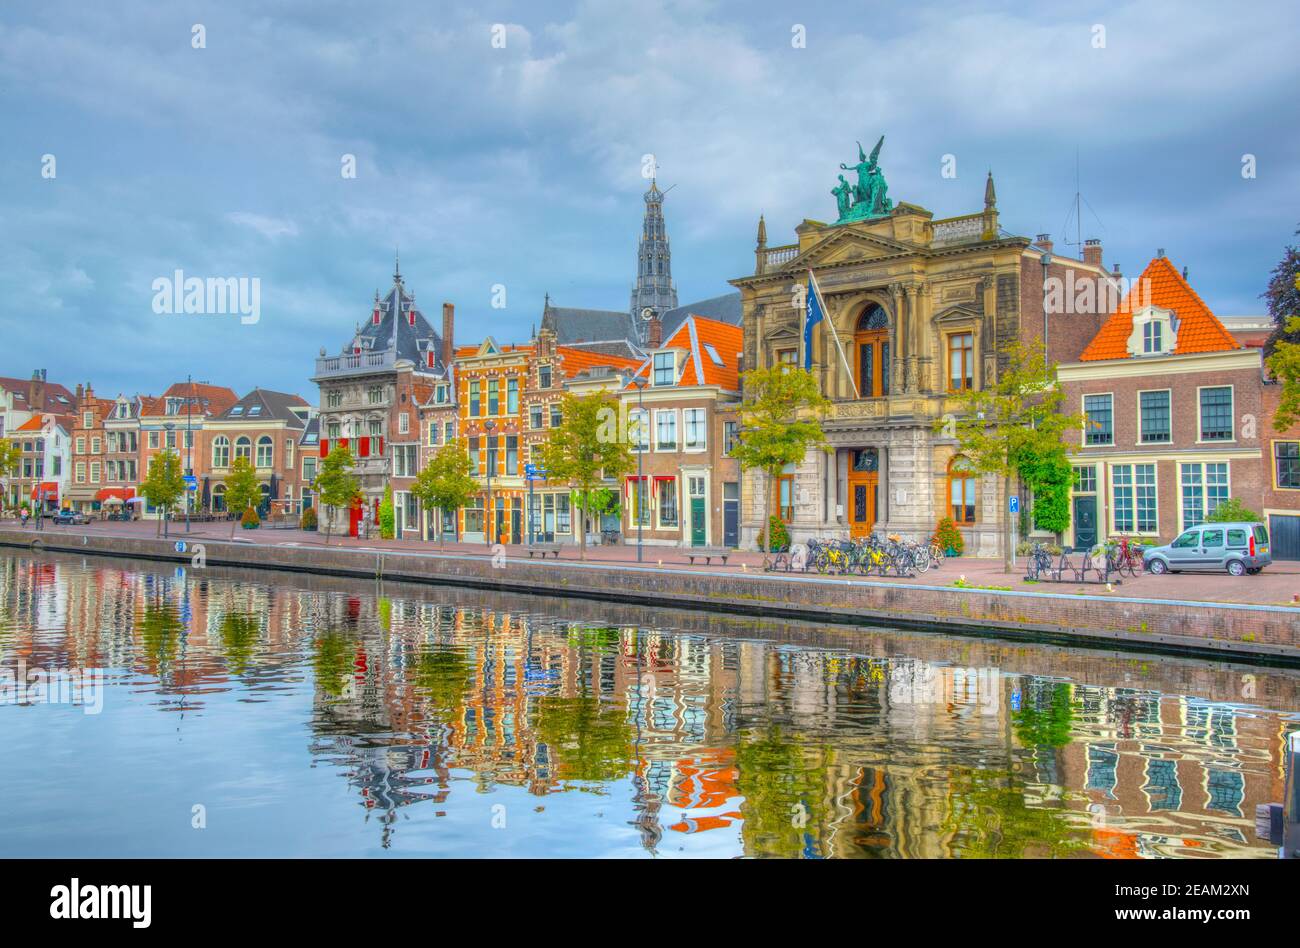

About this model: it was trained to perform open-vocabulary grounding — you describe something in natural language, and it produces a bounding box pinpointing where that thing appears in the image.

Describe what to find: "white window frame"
[683,407,707,452]
[654,408,678,451]
[1196,384,1235,444]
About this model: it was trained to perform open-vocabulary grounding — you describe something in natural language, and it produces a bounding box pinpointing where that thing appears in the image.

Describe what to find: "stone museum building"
[731,140,1112,554]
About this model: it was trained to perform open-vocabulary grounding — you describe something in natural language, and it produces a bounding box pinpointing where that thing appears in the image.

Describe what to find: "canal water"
[0,551,1295,858]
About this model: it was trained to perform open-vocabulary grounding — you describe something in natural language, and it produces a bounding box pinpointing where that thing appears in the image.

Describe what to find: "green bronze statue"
[835,135,893,224]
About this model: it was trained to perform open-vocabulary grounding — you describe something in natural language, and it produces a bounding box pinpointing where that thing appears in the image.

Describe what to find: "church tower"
[630,179,678,335]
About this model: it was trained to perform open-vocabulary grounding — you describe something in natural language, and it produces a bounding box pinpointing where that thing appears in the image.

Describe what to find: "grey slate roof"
[660,292,742,339]
[219,388,309,428]
[560,339,646,360]
[541,304,639,346]
[344,268,447,373]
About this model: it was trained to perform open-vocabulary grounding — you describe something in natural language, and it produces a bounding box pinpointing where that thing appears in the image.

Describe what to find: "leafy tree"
[140,448,185,536]
[0,439,20,514]
[1266,272,1300,433]
[314,444,359,545]
[936,340,1082,571]
[223,456,261,539]
[1015,444,1072,535]
[1262,228,1300,360]
[729,366,830,551]
[379,483,395,539]
[1205,496,1262,523]
[536,392,635,560]
[411,440,478,547]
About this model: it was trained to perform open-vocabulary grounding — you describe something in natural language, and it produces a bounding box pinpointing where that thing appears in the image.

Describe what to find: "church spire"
[630,177,678,333]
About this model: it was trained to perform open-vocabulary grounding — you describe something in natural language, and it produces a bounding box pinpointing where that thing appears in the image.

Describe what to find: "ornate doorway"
[855,305,890,398]
[847,448,879,539]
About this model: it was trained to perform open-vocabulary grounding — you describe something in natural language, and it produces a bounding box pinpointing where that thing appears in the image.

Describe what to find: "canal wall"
[4,528,1299,665]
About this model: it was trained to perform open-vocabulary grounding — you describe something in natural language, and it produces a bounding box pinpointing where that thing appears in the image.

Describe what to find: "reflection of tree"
[1013,681,1076,749]
[313,631,357,698]
[942,767,1090,858]
[138,599,182,673]
[735,726,834,858]
[566,625,622,654]
[535,693,633,783]
[219,613,260,676]
[410,644,472,722]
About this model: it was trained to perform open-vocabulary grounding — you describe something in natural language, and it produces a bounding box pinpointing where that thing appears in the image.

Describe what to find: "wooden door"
[848,472,878,539]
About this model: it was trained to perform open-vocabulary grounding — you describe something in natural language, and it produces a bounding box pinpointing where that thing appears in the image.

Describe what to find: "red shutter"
[320,439,329,458]
[377,436,384,456]
[358,437,369,458]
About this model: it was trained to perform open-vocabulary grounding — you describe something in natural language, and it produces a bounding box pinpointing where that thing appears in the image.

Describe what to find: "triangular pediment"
[933,303,983,324]
[477,336,500,356]
[782,228,918,273]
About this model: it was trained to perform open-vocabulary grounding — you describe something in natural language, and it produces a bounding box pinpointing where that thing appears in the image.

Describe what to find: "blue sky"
[3,0,1298,399]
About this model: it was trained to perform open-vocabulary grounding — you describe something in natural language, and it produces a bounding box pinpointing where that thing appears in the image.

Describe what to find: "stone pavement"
[9,516,1300,608]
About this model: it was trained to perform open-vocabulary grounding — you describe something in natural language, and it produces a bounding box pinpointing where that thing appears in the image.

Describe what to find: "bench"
[685,547,730,566]
[528,544,564,559]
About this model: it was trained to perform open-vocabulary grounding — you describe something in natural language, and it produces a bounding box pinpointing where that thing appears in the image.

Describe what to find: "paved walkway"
[9,517,1300,607]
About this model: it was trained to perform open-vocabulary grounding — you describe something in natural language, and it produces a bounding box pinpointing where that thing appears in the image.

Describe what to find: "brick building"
[205,389,312,519]
[137,382,240,520]
[1058,255,1266,549]
[619,314,743,548]
[65,384,126,514]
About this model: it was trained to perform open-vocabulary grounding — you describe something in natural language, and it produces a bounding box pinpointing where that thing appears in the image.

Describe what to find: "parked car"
[1143,522,1271,576]
[51,510,90,525]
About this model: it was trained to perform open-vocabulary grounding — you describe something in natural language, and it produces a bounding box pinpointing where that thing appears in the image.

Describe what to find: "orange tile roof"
[555,346,641,379]
[626,316,743,390]
[1079,256,1240,361]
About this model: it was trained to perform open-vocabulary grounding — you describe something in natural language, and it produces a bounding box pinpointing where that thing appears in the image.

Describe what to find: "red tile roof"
[1079,256,1240,361]
[555,346,641,379]
[626,316,743,390]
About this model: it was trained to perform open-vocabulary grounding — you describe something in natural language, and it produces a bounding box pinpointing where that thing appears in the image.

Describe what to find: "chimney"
[646,311,663,349]
[75,383,84,401]
[29,370,45,411]
[1182,265,1189,281]
[441,302,454,370]
[1083,238,1103,268]
[1035,234,1053,254]
[1156,247,1166,259]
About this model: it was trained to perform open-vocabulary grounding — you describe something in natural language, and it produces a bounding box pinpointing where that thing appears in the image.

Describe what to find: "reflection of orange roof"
[626,316,742,390]
[1091,828,1140,859]
[1080,256,1241,361]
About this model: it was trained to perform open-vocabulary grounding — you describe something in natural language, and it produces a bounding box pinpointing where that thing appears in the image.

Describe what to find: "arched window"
[855,304,890,398]
[948,455,977,525]
[212,436,230,469]
[212,483,227,513]
[234,436,252,461]
[256,435,273,468]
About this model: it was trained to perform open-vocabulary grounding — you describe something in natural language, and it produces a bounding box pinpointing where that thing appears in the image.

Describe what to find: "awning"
[31,482,58,500]
[95,487,135,503]
[125,496,147,505]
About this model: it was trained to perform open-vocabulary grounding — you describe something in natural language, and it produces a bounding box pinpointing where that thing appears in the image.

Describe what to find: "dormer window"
[1127,305,1175,357]
[653,352,675,386]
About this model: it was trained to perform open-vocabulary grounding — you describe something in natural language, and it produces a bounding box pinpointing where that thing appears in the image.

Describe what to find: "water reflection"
[0,552,1295,858]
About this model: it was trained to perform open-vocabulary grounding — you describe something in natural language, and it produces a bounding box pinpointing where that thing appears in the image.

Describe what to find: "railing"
[314,349,397,377]
[931,214,984,246]
[756,243,799,274]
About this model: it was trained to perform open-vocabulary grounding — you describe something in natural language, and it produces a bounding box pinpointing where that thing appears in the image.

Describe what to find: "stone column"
[904,285,919,393]
[889,284,905,396]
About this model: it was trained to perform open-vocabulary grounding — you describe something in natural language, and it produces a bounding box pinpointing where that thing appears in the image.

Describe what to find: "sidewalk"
[7,516,1300,608]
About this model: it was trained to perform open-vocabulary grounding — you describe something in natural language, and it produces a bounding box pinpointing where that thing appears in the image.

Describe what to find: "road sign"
[1009,495,1020,514]
[183,475,198,491]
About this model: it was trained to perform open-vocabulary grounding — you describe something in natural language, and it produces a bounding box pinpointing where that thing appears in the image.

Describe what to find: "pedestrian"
[20,507,29,529]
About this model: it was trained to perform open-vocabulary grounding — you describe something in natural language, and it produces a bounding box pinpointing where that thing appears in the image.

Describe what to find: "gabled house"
[206,388,311,519]
[619,314,743,548]
[1058,254,1268,549]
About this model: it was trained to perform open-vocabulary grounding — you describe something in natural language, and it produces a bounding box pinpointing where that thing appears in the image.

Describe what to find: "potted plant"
[934,516,964,557]
[766,515,790,553]
[240,506,261,530]
[300,506,318,532]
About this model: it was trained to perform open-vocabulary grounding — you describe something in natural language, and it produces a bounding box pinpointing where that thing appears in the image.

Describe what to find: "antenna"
[1061,148,1106,253]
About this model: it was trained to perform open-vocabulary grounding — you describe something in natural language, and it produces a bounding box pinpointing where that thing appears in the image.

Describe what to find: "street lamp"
[483,418,496,546]
[185,375,193,533]
[163,422,175,538]
[630,375,647,563]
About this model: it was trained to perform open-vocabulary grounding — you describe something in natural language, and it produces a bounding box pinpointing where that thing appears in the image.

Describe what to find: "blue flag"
[803,271,822,370]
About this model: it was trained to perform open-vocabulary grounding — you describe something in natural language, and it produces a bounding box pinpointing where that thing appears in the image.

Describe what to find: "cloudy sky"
[3,0,1298,398]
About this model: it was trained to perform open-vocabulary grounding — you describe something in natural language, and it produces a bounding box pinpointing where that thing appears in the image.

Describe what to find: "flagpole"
[810,270,860,398]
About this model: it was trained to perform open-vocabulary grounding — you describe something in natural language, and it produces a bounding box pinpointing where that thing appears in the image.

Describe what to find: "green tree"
[314,444,359,545]
[411,439,478,547]
[729,366,830,551]
[140,448,185,536]
[1015,444,1073,535]
[0,439,20,515]
[1205,496,1262,523]
[936,340,1082,571]
[1262,228,1300,360]
[222,456,261,539]
[536,392,635,560]
[378,482,396,539]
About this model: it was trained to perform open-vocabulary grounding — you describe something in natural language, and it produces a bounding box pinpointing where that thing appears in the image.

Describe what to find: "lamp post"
[163,422,175,538]
[483,418,496,546]
[1039,252,1052,350]
[631,376,647,562]
[185,375,193,533]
